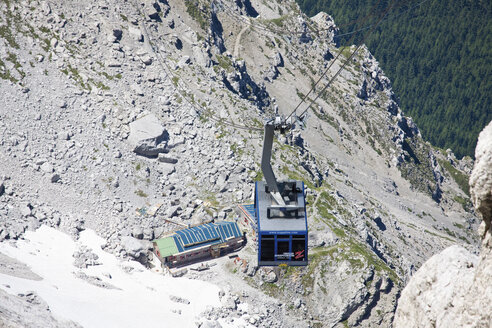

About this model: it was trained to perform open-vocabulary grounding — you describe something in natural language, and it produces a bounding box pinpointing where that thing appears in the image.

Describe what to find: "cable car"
[255,115,308,266]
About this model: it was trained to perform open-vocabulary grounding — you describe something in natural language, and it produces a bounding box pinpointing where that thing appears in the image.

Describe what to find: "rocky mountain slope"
[394,121,492,328]
[0,0,481,327]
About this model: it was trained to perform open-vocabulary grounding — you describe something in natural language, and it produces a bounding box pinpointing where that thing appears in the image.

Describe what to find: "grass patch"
[268,15,288,27]
[280,165,316,189]
[424,229,454,242]
[438,159,470,196]
[0,58,17,83]
[453,195,472,212]
[343,239,398,283]
[443,227,456,238]
[185,0,210,30]
[215,54,233,72]
[135,189,148,197]
[61,64,89,90]
[172,76,179,86]
[230,143,244,157]
[0,22,20,49]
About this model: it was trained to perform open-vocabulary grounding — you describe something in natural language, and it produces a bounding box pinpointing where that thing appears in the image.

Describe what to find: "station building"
[152,221,244,268]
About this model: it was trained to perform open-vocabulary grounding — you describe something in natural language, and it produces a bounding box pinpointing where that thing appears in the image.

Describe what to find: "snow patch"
[0,225,221,327]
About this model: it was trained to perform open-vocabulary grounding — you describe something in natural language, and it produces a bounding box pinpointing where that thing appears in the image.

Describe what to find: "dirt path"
[234,24,249,58]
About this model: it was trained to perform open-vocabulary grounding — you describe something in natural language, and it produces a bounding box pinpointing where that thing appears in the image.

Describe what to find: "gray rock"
[106,59,121,67]
[73,246,100,269]
[158,153,178,164]
[272,52,284,67]
[120,236,150,263]
[111,28,123,43]
[139,54,153,66]
[263,271,277,283]
[128,26,143,42]
[395,121,492,328]
[0,182,4,196]
[20,203,32,217]
[51,174,60,183]
[159,163,176,176]
[131,227,144,239]
[221,296,237,310]
[394,246,478,328]
[178,56,190,68]
[27,217,41,231]
[40,162,54,173]
[470,120,492,235]
[128,114,169,157]
[169,295,190,304]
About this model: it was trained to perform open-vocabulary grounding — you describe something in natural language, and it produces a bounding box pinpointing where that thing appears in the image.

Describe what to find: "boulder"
[51,174,61,183]
[393,246,478,328]
[263,270,277,283]
[128,114,169,157]
[470,120,492,237]
[128,26,143,42]
[120,236,151,264]
[157,153,178,164]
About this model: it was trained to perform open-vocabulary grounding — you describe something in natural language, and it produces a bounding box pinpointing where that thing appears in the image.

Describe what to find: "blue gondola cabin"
[255,180,308,266]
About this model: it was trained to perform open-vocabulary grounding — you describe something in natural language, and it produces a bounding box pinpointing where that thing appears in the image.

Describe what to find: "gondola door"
[275,235,291,261]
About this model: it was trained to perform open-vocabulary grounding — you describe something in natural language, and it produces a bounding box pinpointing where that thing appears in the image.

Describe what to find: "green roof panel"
[154,236,179,258]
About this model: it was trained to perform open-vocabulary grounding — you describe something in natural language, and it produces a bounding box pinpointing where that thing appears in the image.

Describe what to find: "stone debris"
[73,245,100,269]
[0,0,482,327]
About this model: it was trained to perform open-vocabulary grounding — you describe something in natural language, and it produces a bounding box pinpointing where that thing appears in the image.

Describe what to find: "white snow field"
[0,225,222,328]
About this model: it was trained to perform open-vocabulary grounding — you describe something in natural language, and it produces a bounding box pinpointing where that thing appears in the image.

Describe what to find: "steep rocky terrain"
[0,0,481,327]
[393,121,492,328]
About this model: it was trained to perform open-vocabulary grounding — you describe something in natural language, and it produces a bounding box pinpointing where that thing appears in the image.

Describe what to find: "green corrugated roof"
[154,236,179,258]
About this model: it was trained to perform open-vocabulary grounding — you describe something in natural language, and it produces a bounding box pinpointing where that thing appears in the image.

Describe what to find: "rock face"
[470,121,492,238]
[394,120,492,328]
[393,246,478,327]
[128,114,169,157]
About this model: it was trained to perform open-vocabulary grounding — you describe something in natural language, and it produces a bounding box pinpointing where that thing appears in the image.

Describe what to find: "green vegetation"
[269,15,288,27]
[280,165,316,189]
[230,143,244,157]
[100,71,121,80]
[185,0,210,30]
[0,58,17,82]
[438,158,470,196]
[0,24,19,49]
[453,195,472,212]
[93,80,109,91]
[215,54,234,72]
[296,0,491,158]
[61,64,89,90]
[135,189,148,198]
[171,76,179,86]
[424,229,454,242]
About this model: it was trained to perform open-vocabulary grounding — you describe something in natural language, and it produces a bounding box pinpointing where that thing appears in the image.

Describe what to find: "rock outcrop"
[470,121,492,239]
[128,114,169,157]
[394,120,492,328]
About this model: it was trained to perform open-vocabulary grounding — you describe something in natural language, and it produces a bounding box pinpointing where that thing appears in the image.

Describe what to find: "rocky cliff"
[394,121,492,327]
[0,0,481,327]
